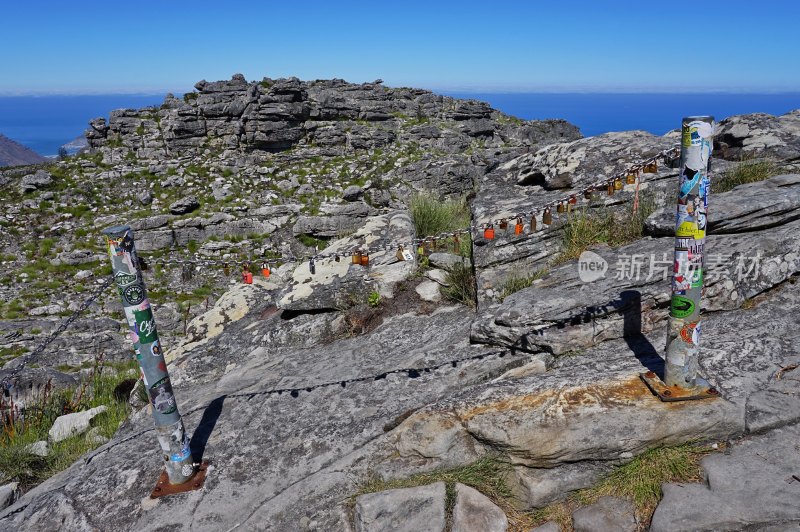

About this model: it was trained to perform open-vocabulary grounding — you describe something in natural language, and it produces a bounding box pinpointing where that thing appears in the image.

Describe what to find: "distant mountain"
[60,135,88,156]
[0,133,47,166]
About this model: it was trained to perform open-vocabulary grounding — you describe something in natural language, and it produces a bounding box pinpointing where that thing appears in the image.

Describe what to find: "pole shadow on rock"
[620,290,664,378]
[190,395,226,463]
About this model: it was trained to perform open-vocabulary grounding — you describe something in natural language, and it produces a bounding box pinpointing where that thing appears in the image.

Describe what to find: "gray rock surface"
[415,279,443,302]
[0,483,18,511]
[48,406,108,443]
[513,462,612,508]
[715,109,800,161]
[572,496,636,532]
[168,196,200,215]
[530,522,560,532]
[428,252,470,270]
[650,423,800,532]
[451,483,508,532]
[354,482,446,532]
[20,170,53,192]
[26,441,49,457]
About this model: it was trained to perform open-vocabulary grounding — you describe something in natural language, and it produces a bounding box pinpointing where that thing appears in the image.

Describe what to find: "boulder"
[354,482,446,532]
[715,109,800,161]
[451,483,508,532]
[20,170,53,192]
[572,496,636,532]
[169,196,200,215]
[342,185,363,201]
[26,440,49,457]
[48,406,108,443]
[415,280,442,302]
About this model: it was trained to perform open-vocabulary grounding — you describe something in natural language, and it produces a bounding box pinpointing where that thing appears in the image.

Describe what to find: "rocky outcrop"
[354,482,446,532]
[715,109,800,162]
[0,134,46,167]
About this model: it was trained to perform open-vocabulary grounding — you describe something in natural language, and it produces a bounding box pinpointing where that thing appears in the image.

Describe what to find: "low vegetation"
[0,357,138,491]
[531,442,716,531]
[715,158,776,193]
[409,193,471,239]
[442,262,477,308]
[500,267,549,301]
[355,443,715,531]
[557,193,658,263]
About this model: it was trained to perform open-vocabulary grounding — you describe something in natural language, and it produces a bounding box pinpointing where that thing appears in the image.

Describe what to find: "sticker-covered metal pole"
[664,117,714,391]
[103,225,195,484]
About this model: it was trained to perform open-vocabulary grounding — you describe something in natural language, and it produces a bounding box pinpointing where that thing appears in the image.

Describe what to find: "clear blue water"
[2,93,799,157]
[0,95,166,156]
[445,92,800,137]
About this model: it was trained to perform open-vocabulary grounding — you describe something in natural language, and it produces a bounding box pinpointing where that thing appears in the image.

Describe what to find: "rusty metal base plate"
[150,461,209,499]
[640,372,720,402]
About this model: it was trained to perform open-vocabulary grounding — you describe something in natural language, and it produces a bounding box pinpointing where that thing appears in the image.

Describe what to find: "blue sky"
[2,0,799,94]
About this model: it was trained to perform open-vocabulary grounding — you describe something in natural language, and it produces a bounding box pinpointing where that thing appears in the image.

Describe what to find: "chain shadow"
[621,290,664,379]
[190,395,226,463]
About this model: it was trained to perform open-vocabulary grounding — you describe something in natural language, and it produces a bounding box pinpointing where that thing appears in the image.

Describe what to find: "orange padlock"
[569,196,578,205]
[261,262,271,278]
[360,253,369,266]
[484,224,495,240]
[514,217,524,235]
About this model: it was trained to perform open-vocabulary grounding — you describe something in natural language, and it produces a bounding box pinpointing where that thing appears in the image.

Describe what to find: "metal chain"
[1,275,115,386]
[140,147,680,270]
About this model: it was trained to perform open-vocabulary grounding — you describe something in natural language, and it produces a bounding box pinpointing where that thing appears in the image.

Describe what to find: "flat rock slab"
[650,423,800,532]
[572,496,636,532]
[354,481,446,532]
[48,406,107,443]
[452,483,508,532]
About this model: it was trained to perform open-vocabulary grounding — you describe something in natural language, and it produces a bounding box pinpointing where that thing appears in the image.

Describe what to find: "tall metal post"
[665,117,714,390]
[103,225,195,484]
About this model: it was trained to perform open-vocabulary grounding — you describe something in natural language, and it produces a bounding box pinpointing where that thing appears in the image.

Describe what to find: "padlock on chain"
[542,207,552,225]
[644,161,658,173]
[261,262,271,278]
[352,251,362,265]
[223,262,230,277]
[613,177,623,191]
[484,224,495,240]
[360,253,369,267]
[529,213,537,232]
[514,217,524,235]
[626,170,637,185]
[499,219,508,231]
[607,182,615,196]
[556,202,566,214]
[242,262,253,284]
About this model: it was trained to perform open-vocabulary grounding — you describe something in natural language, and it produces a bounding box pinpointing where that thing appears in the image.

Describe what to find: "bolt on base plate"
[640,371,720,402]
[150,460,209,499]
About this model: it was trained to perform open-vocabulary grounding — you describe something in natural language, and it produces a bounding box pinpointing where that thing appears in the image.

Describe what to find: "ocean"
[1,93,799,157]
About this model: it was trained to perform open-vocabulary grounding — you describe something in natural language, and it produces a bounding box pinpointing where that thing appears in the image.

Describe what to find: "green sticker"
[670,295,696,318]
[133,308,157,344]
[115,271,137,286]
[691,268,704,288]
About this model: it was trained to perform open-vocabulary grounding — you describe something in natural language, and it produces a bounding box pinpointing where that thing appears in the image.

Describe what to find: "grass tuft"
[441,263,476,308]
[557,193,658,264]
[531,442,716,531]
[715,159,776,193]
[409,193,471,239]
[500,267,549,301]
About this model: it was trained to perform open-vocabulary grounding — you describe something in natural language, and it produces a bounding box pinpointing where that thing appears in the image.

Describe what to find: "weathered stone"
[169,196,200,215]
[530,522,560,532]
[0,483,19,511]
[48,406,108,443]
[715,109,800,161]
[20,170,53,192]
[513,462,611,508]
[424,269,449,286]
[354,482,446,532]
[572,496,636,532]
[650,423,800,532]
[428,252,470,270]
[26,440,48,457]
[452,483,508,532]
[342,184,363,201]
[415,280,442,302]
